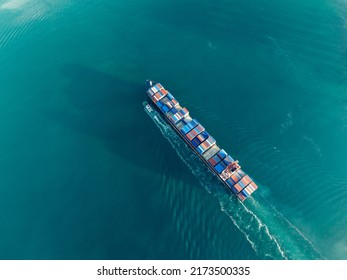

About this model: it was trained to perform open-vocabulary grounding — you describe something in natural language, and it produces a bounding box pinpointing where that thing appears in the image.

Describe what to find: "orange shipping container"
[233,183,243,193]
[231,173,242,183]
[197,134,204,142]
[154,92,161,101]
[240,175,252,186]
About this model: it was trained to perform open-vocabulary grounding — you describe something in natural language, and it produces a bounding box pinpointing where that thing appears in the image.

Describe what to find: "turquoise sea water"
[0,0,346,259]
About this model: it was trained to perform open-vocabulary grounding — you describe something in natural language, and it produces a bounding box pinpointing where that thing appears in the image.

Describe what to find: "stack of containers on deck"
[208,153,222,167]
[167,93,179,108]
[169,107,182,124]
[213,149,228,174]
[185,124,205,141]
[160,103,170,114]
[226,170,247,194]
[191,131,209,148]
[149,85,179,112]
[197,136,216,154]
[181,120,198,135]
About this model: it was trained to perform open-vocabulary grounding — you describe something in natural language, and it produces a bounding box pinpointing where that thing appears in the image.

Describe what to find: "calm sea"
[0,0,346,259]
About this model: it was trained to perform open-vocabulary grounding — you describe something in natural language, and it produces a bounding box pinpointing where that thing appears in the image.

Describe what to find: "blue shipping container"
[154,85,161,91]
[181,119,198,134]
[238,180,246,189]
[200,131,209,139]
[192,140,200,148]
[181,125,190,135]
[191,137,201,148]
[167,93,173,100]
[171,107,178,114]
[223,155,234,165]
[170,115,178,124]
[214,162,227,174]
[217,149,227,160]
[197,145,205,154]
[156,101,163,108]
[231,186,240,194]
[241,189,250,197]
[191,141,198,148]
[188,119,198,128]
[161,105,170,113]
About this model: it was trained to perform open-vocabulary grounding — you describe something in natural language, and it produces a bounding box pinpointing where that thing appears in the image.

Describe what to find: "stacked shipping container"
[147,82,258,201]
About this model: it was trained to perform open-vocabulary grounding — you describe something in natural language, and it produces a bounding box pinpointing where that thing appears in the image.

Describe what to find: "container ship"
[144,80,258,201]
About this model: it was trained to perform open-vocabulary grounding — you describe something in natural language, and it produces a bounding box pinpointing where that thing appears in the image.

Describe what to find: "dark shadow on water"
[43,63,188,177]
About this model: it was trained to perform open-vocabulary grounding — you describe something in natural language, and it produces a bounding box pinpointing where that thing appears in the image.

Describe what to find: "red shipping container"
[205,141,212,148]
[187,130,198,140]
[208,157,218,166]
